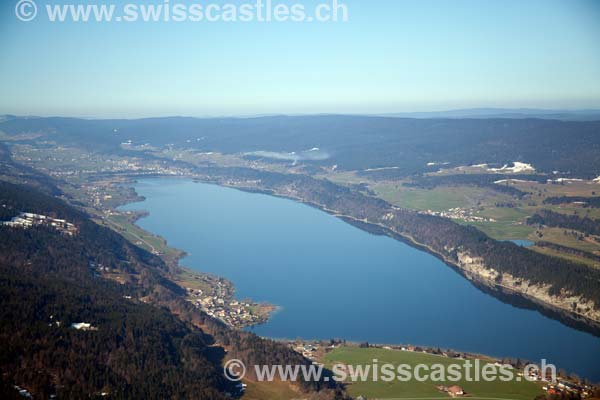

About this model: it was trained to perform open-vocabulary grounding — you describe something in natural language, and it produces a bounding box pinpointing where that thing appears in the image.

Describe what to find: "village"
[183,277,272,328]
[420,207,497,223]
[11,143,195,184]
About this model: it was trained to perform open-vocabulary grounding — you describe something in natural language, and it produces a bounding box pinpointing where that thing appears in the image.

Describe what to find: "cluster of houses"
[1,212,77,235]
[185,286,267,328]
[420,208,496,223]
[521,367,593,397]
[81,183,119,208]
[436,385,466,397]
[293,343,321,359]
[542,381,593,398]
[47,156,193,180]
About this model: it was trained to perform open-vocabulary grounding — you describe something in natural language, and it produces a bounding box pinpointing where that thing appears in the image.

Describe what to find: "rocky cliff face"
[456,251,600,323]
[211,176,600,330]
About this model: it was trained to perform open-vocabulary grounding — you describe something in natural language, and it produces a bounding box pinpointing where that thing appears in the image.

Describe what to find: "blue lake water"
[122,179,600,381]
[510,240,534,247]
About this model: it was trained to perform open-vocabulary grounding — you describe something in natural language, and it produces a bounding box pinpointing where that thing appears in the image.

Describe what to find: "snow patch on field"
[548,178,585,183]
[488,162,535,174]
[494,179,534,184]
[245,148,330,162]
[365,166,400,172]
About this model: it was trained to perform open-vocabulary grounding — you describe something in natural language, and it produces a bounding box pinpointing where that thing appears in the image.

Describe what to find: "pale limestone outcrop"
[456,251,600,322]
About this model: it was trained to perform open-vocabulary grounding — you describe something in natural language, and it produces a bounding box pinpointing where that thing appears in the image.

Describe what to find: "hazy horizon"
[3,106,600,120]
[1,0,600,117]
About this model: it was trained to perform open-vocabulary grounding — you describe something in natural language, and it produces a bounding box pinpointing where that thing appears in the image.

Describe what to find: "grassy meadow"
[321,347,543,400]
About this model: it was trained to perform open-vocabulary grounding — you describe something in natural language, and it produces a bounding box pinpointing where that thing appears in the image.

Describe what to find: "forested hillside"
[0,181,339,399]
[0,182,228,398]
[544,196,600,208]
[190,166,600,320]
[528,210,600,236]
[2,115,600,177]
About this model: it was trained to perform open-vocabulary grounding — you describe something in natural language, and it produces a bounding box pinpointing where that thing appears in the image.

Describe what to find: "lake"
[122,179,600,381]
[510,240,534,247]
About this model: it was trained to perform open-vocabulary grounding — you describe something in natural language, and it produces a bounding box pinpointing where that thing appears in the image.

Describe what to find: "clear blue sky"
[1,0,599,117]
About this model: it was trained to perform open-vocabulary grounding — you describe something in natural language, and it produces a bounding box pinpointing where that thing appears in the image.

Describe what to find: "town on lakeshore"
[2,116,600,399]
[4,0,600,397]
[180,272,274,328]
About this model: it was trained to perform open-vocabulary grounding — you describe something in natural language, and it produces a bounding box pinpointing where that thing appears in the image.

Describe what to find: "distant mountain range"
[1,114,600,178]
[4,108,600,122]
[378,108,600,121]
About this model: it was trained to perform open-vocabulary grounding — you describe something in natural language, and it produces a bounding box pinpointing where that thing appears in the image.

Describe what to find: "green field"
[531,245,600,269]
[371,183,537,240]
[322,347,543,400]
[466,221,536,241]
[533,227,600,253]
[466,206,536,240]
[372,184,496,212]
[367,179,600,262]
[103,213,181,260]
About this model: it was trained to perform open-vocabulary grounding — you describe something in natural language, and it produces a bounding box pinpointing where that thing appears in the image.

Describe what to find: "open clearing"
[321,347,543,400]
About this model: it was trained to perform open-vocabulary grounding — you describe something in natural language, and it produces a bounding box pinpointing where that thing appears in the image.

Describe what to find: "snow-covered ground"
[549,178,585,183]
[488,162,536,174]
[365,166,400,172]
[494,179,536,184]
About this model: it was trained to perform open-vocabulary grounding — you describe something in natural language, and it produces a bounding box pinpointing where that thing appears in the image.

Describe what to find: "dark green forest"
[2,115,600,178]
[191,166,600,312]
[544,196,600,208]
[0,181,339,399]
[528,210,600,236]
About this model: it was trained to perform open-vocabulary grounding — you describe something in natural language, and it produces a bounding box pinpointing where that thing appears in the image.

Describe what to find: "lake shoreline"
[115,178,278,329]
[119,175,600,336]
[213,181,600,337]
[117,171,600,330]
[115,176,600,381]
